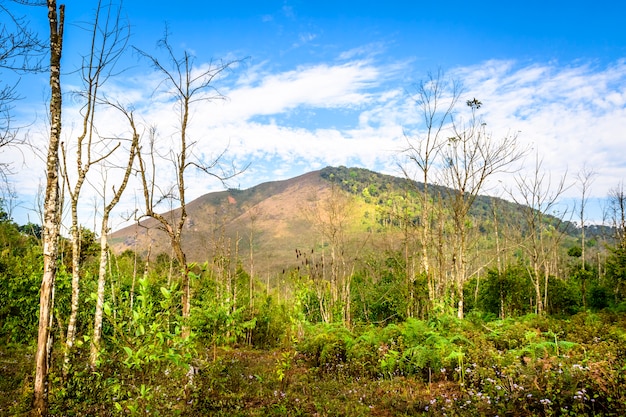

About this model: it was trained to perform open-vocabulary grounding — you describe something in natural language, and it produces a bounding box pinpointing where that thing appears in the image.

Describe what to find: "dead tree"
[511,153,569,315]
[400,69,459,314]
[90,103,139,368]
[59,0,128,375]
[135,31,242,337]
[441,98,525,319]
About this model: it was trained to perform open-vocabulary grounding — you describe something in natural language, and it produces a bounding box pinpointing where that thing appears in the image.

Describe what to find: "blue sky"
[3,0,626,228]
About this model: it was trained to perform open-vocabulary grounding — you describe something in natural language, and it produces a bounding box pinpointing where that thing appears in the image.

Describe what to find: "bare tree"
[246,206,262,306]
[441,98,526,319]
[511,153,569,315]
[59,0,128,374]
[135,32,242,337]
[576,165,596,272]
[608,182,626,248]
[400,70,459,313]
[90,103,139,368]
[33,1,63,415]
[302,183,358,325]
[575,165,596,308]
[606,182,626,302]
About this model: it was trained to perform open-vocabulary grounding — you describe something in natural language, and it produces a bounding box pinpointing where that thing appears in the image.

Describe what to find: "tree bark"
[33,2,64,415]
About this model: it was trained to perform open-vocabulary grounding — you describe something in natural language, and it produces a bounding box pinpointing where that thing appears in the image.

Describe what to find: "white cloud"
[452,59,626,222]
[6,52,626,228]
[214,60,382,123]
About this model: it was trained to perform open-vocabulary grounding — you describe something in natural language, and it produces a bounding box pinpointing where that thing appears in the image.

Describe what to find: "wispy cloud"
[454,59,626,198]
[218,60,383,121]
[7,51,626,228]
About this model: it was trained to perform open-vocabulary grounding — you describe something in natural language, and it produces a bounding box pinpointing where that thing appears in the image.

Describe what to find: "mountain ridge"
[109,166,589,276]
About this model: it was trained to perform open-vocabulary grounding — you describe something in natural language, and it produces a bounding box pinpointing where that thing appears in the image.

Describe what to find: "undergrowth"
[2,312,625,416]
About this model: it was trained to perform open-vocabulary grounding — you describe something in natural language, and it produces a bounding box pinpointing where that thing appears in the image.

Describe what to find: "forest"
[1,1,626,416]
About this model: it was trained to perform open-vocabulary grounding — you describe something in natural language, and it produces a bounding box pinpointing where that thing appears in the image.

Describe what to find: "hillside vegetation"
[2,166,626,416]
[109,166,582,277]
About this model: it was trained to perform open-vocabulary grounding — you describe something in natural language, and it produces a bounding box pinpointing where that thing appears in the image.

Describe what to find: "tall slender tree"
[33,1,63,414]
[59,0,128,375]
[442,98,525,318]
[90,103,139,368]
[606,182,626,303]
[576,165,596,271]
[575,165,595,308]
[401,70,459,312]
[511,153,569,315]
[135,32,242,337]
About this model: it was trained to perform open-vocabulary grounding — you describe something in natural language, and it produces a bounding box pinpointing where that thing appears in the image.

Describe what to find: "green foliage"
[606,246,626,303]
[192,299,257,347]
[350,255,408,324]
[470,265,533,318]
[548,276,582,315]
[0,219,45,344]
[4,312,626,416]
[100,277,193,415]
[191,265,257,349]
[568,245,583,257]
[250,294,292,348]
[297,323,353,373]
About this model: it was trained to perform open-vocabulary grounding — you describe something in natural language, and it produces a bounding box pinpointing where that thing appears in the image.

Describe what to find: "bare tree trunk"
[90,110,138,368]
[577,166,595,308]
[91,227,108,366]
[33,2,64,415]
[511,153,569,316]
[63,211,81,376]
[61,0,128,373]
[401,71,459,310]
[135,36,241,338]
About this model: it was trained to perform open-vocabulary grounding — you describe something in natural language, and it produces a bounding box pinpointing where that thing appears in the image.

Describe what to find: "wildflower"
[540,398,552,406]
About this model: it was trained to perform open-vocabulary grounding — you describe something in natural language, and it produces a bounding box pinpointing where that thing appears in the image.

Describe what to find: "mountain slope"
[109,166,580,276]
[109,169,340,273]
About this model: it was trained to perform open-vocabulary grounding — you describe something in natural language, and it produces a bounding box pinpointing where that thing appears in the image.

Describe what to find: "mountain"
[109,168,345,274]
[108,166,582,276]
